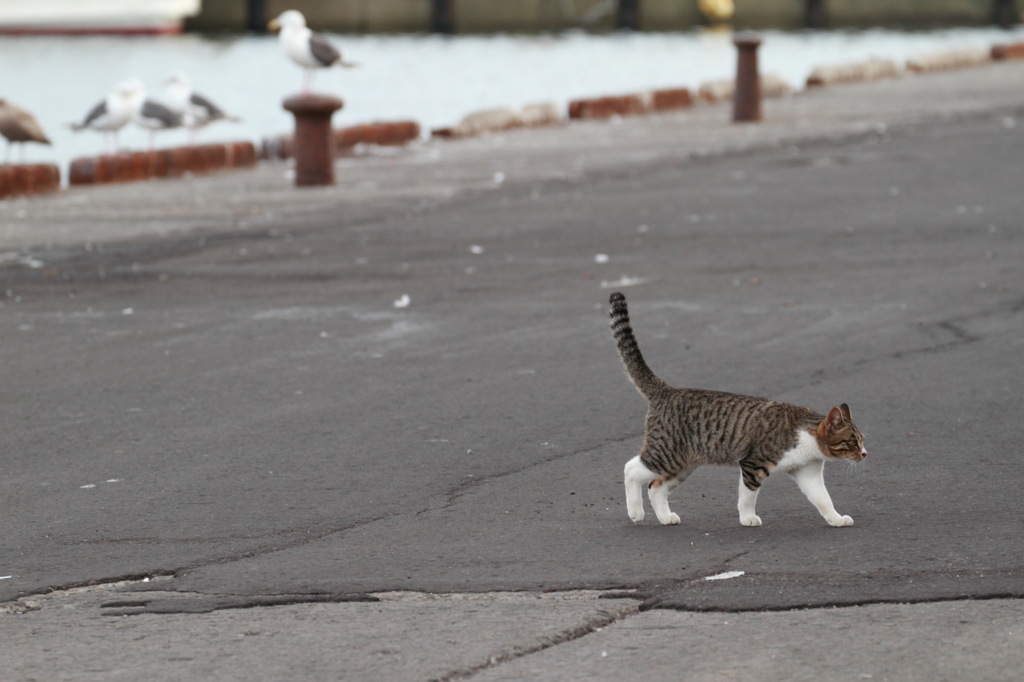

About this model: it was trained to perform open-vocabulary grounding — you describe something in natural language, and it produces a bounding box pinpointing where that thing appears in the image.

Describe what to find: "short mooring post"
[245,0,267,33]
[732,34,763,123]
[993,0,1017,28]
[618,0,640,30]
[805,0,827,29]
[282,94,344,186]
[431,0,455,34]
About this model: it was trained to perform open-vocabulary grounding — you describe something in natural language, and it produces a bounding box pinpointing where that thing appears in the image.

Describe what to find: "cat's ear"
[826,406,845,432]
[839,403,852,421]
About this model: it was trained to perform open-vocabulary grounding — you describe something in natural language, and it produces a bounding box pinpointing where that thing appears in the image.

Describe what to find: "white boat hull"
[0,0,201,35]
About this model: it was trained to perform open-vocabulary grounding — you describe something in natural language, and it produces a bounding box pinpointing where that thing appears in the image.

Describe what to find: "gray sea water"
[3,26,1024,170]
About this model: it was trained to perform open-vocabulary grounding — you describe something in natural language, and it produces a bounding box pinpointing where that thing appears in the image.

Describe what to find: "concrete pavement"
[4,59,1024,254]
[2,60,1024,680]
[4,583,1022,681]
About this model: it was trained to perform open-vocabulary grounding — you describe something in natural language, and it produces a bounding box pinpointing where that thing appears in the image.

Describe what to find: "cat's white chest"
[774,430,825,473]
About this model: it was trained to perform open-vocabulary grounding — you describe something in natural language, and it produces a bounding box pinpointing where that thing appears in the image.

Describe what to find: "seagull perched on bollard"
[71,79,145,155]
[268,9,357,93]
[162,72,241,142]
[0,99,51,164]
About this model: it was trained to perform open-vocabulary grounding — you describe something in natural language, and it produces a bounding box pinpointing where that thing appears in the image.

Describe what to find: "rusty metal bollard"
[283,94,344,186]
[732,34,763,123]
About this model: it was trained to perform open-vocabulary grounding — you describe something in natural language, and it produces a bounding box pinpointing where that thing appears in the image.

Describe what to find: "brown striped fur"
[609,292,867,527]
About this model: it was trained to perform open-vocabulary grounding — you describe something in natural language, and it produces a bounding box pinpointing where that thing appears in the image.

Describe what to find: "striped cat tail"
[609,292,666,398]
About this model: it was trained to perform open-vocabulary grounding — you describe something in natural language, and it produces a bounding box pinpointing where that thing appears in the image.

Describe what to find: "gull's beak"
[267,18,280,30]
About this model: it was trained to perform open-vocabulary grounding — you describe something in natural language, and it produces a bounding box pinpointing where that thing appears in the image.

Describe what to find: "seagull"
[162,72,241,142]
[0,99,51,164]
[71,79,145,155]
[268,9,356,93]
[134,99,188,150]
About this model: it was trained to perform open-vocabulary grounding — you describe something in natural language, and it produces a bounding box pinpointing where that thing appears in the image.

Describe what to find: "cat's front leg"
[791,461,853,527]
[737,473,762,527]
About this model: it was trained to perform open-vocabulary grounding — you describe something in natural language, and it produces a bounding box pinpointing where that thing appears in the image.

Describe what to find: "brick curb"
[260,120,421,161]
[67,142,256,186]
[0,164,61,199]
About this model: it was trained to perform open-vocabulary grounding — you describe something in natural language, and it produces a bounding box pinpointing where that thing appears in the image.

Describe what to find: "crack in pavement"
[433,435,640,511]
[2,581,644,682]
[835,295,1024,379]
[430,601,639,682]
[5,436,642,605]
[99,592,379,616]
[634,566,1024,613]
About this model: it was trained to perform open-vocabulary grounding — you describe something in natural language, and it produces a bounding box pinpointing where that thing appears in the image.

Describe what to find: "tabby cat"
[609,292,867,528]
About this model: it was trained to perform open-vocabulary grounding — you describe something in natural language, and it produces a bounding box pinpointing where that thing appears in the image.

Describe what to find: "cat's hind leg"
[737,472,763,527]
[647,467,695,526]
[624,455,657,523]
[647,475,678,525]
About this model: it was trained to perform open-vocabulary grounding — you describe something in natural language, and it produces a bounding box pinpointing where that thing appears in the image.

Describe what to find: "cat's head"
[817,403,867,461]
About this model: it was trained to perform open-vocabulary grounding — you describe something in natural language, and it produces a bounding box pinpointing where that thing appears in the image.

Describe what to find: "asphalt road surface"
[2,63,1023,680]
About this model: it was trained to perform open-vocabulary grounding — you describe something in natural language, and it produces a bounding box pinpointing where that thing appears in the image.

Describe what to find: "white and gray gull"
[162,72,241,140]
[134,98,187,150]
[71,79,146,154]
[268,9,356,93]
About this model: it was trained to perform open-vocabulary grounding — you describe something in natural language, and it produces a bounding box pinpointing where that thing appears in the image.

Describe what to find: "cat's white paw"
[740,514,762,527]
[659,512,680,526]
[628,507,645,523]
[828,515,854,527]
